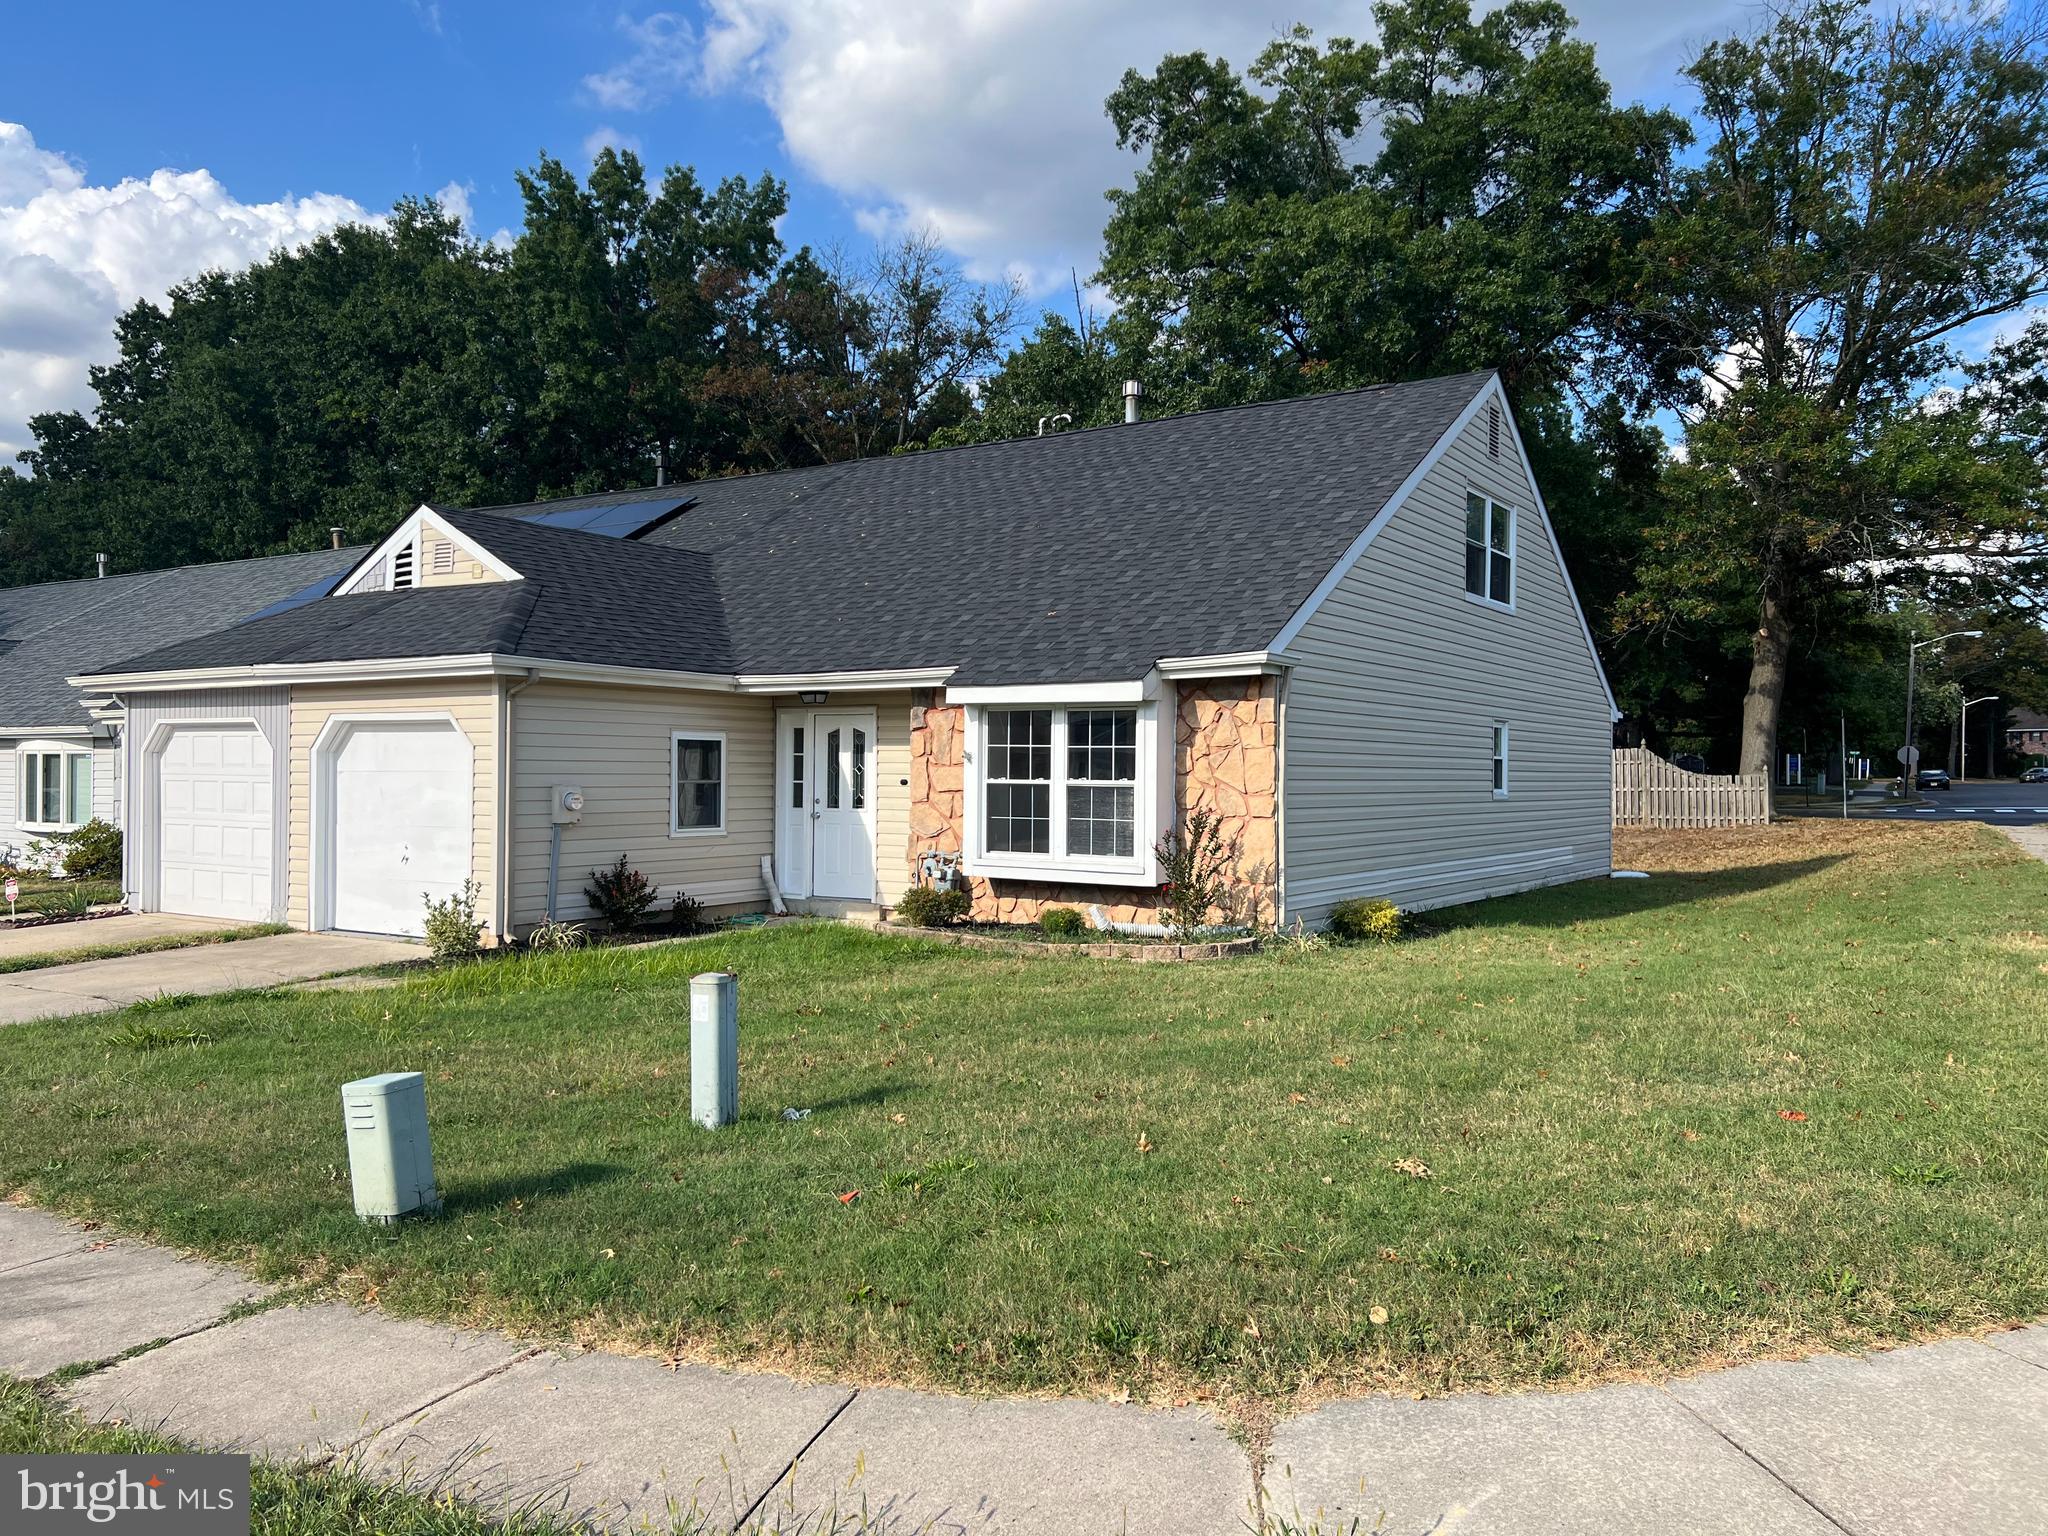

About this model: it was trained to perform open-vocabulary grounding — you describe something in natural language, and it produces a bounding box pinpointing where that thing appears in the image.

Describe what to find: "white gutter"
[734,666,955,693]
[1155,650,1290,679]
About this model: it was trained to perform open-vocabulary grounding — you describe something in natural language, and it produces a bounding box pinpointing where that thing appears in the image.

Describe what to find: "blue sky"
[0,1,1746,461]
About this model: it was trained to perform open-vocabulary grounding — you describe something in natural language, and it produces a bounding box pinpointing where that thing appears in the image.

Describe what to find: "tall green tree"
[1630,0,2048,777]
[1097,1,1688,411]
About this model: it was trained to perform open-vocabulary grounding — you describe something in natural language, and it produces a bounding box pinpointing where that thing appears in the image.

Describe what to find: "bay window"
[18,744,93,831]
[966,703,1160,882]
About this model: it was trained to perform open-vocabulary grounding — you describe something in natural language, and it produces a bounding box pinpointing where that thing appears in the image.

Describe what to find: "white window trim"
[1492,722,1510,799]
[960,702,1169,886]
[1464,492,1517,613]
[670,730,728,838]
[16,739,95,833]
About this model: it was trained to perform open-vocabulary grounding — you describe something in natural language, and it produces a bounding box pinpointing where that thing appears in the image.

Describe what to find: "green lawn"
[2,821,2044,1410]
[5,874,121,909]
[0,923,288,975]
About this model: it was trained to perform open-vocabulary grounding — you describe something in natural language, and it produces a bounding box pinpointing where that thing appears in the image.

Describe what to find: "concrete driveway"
[0,932,420,1026]
[0,911,243,962]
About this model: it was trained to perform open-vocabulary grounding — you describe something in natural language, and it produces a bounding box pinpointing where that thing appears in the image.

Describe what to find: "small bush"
[669,890,707,932]
[1039,906,1086,937]
[526,917,587,953]
[1154,809,1241,941]
[423,879,484,962]
[585,855,659,932]
[1327,896,1402,943]
[896,885,970,927]
[61,819,122,881]
[33,886,94,920]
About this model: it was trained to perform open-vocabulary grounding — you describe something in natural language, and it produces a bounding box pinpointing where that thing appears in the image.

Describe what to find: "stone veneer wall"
[905,680,1279,925]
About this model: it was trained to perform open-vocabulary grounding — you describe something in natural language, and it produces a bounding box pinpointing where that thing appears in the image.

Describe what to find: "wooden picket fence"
[1612,746,1771,828]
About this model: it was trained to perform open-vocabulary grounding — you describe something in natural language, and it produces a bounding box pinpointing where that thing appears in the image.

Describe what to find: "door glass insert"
[791,726,805,808]
[826,728,841,809]
[852,728,867,809]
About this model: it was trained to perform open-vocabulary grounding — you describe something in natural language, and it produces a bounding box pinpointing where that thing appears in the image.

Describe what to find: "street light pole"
[1960,695,1999,784]
[1903,629,1983,792]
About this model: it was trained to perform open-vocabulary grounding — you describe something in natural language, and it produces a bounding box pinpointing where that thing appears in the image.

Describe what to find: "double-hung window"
[1491,723,1509,798]
[671,732,725,835]
[973,705,1151,878]
[18,744,93,831]
[1465,493,1514,606]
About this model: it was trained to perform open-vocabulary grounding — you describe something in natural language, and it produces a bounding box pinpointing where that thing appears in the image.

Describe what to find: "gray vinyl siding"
[508,682,776,927]
[1280,400,1613,925]
[123,687,291,919]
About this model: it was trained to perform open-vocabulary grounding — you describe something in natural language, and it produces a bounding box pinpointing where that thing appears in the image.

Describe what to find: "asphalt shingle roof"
[81,372,1494,686]
[0,547,362,728]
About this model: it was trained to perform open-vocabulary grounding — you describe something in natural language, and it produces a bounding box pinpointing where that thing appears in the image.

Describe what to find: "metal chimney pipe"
[1121,379,1145,424]
[94,552,107,579]
[330,526,344,550]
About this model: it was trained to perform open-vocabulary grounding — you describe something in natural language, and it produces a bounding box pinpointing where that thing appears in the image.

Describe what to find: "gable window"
[1492,723,1509,798]
[967,703,1159,881]
[18,744,93,831]
[671,732,725,835]
[1465,493,1514,606]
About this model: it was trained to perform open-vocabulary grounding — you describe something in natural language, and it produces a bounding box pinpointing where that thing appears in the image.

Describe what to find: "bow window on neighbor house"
[18,744,93,832]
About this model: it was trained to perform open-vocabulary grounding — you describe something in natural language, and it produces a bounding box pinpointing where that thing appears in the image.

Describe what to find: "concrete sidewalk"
[0,911,242,962]
[3,1203,2045,1534]
[0,931,418,1026]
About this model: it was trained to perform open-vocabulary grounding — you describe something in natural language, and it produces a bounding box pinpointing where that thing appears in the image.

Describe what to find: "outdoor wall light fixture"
[799,690,829,705]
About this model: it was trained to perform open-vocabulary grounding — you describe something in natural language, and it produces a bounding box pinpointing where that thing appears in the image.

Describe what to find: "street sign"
[1896,746,1921,766]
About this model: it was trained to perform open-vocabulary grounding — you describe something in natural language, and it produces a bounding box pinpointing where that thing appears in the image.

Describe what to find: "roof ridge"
[0,543,367,602]
[657,369,1499,493]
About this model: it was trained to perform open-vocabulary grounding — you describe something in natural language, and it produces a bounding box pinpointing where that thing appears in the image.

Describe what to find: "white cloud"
[582,12,701,112]
[0,121,375,463]
[586,0,1744,292]
[433,178,475,228]
[583,124,644,164]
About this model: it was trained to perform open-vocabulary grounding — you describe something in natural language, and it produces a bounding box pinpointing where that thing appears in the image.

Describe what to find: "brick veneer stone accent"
[905,680,1279,926]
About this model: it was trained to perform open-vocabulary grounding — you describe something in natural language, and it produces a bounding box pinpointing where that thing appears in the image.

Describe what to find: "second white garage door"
[158,726,274,922]
[329,721,472,937]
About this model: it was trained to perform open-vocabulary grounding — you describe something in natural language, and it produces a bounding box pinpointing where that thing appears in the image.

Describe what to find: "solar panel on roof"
[515,495,694,539]
[238,573,346,624]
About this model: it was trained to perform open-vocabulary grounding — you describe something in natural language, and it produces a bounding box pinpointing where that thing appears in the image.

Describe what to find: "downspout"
[499,669,541,942]
[1272,666,1289,929]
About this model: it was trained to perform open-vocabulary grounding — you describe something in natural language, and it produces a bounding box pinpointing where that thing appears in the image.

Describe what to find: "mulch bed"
[855,917,1260,961]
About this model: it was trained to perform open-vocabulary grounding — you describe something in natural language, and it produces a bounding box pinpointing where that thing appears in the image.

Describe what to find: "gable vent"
[391,540,417,589]
[429,538,456,576]
[1488,403,1502,459]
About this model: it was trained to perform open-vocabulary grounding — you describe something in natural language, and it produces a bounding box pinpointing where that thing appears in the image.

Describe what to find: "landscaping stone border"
[850,917,1261,962]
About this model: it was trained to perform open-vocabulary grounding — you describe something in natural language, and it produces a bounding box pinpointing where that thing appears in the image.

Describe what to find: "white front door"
[157,726,273,921]
[328,720,471,937]
[810,711,876,900]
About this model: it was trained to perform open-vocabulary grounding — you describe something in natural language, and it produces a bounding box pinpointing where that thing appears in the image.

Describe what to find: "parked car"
[2021,766,2048,784]
[1916,768,1953,791]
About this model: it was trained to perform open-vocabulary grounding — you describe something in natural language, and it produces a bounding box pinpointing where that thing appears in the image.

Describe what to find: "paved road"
[1876,779,2048,825]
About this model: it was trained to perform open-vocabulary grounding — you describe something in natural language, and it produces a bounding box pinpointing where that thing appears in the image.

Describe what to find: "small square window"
[673,734,725,834]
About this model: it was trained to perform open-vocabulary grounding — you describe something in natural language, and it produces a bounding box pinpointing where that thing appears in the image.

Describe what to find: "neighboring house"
[0,548,361,869]
[71,371,1617,940]
[2006,708,2048,761]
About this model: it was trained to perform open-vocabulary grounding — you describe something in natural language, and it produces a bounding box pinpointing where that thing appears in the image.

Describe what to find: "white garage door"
[158,726,274,922]
[330,721,471,937]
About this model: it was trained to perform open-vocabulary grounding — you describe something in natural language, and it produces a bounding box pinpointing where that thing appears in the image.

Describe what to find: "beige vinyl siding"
[508,682,774,927]
[1281,398,1612,925]
[417,517,497,587]
[287,679,499,931]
